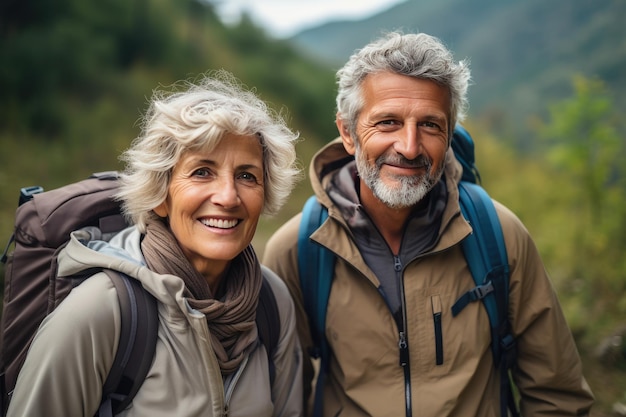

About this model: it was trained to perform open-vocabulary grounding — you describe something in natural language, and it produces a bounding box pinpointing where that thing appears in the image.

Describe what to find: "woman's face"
[155,134,265,279]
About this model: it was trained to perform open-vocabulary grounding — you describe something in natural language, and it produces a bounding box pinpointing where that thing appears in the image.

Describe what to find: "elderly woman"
[7,72,303,416]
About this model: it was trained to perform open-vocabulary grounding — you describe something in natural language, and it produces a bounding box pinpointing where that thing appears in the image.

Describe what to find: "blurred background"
[0,0,625,413]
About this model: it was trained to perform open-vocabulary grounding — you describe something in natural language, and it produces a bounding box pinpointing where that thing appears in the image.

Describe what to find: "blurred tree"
[540,76,622,221]
[536,75,626,329]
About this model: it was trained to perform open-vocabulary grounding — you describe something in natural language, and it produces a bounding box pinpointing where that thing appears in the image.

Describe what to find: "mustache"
[376,153,432,170]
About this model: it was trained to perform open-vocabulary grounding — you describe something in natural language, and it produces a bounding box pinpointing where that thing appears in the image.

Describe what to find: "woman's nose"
[210,177,240,208]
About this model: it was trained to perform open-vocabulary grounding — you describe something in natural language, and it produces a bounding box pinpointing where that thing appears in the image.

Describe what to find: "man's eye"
[377,120,399,130]
[420,121,441,130]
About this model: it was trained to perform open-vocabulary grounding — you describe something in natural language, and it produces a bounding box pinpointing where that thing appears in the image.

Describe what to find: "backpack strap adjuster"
[500,333,516,352]
[451,281,495,316]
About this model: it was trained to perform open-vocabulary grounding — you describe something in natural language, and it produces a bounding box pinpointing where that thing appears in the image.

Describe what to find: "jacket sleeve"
[261,266,304,417]
[263,213,316,415]
[497,202,595,415]
[6,273,120,417]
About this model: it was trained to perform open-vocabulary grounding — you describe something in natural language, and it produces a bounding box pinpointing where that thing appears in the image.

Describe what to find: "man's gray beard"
[355,145,443,209]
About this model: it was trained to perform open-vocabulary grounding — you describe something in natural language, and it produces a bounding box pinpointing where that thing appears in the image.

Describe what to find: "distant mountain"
[289,0,626,142]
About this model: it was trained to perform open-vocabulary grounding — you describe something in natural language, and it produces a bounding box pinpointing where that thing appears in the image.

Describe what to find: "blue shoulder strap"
[451,181,519,417]
[452,182,508,327]
[297,195,334,417]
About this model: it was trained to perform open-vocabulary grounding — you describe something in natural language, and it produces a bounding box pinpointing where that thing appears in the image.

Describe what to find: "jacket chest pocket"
[407,289,492,374]
[431,295,444,365]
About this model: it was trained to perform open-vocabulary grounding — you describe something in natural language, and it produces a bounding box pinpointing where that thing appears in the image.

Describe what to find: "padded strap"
[453,182,518,417]
[454,182,509,325]
[298,196,335,417]
[99,271,158,416]
[298,196,333,360]
[256,273,280,387]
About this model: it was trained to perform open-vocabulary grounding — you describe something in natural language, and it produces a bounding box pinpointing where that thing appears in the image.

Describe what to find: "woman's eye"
[192,168,211,177]
[238,172,257,182]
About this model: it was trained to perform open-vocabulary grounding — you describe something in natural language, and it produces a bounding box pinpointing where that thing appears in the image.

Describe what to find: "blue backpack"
[297,125,520,417]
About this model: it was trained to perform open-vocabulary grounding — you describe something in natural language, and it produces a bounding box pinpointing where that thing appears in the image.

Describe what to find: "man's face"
[338,72,451,209]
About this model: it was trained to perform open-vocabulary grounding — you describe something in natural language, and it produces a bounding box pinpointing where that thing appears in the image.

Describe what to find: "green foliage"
[474,76,626,346]
[540,76,623,218]
[531,76,626,335]
[469,94,626,411]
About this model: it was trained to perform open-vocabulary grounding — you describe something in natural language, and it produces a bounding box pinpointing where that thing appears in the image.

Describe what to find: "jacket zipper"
[223,353,250,416]
[192,304,244,417]
[395,255,412,417]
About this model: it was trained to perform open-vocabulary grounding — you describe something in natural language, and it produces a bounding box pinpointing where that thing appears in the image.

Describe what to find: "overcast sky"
[214,0,406,38]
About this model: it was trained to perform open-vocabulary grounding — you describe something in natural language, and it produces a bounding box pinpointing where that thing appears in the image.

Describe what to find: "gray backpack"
[0,171,279,416]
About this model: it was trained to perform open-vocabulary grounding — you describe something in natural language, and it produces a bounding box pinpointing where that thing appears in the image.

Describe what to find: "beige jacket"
[262,139,593,417]
[8,227,303,417]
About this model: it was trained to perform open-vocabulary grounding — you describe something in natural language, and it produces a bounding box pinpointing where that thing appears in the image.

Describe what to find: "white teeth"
[200,218,238,229]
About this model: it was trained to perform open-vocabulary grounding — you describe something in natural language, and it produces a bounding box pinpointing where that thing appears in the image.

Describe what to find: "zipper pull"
[394,255,402,272]
[398,331,409,367]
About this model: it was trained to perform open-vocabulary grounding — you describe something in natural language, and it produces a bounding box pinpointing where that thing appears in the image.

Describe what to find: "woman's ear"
[336,114,356,156]
[153,201,168,218]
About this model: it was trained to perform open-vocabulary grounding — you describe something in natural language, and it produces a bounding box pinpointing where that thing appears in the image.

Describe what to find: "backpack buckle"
[18,186,44,206]
[468,281,494,301]
[451,281,495,316]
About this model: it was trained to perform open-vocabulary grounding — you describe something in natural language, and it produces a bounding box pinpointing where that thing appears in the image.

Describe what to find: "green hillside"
[290,0,626,149]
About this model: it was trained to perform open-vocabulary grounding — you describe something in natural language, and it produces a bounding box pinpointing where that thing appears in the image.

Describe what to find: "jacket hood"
[56,226,190,311]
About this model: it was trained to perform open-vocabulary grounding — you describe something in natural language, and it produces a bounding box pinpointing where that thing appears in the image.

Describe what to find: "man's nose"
[394,124,422,160]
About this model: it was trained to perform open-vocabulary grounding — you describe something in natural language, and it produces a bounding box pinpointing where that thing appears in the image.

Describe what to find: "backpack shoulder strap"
[297,196,333,356]
[451,181,519,417]
[451,125,481,184]
[256,271,280,387]
[98,270,158,417]
[297,195,335,417]
[452,182,509,322]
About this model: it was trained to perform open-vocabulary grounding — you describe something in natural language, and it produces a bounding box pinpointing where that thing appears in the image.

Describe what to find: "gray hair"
[336,31,471,138]
[115,70,301,233]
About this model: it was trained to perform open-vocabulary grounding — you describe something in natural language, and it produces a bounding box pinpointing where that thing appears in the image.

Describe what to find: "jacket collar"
[309,137,472,257]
